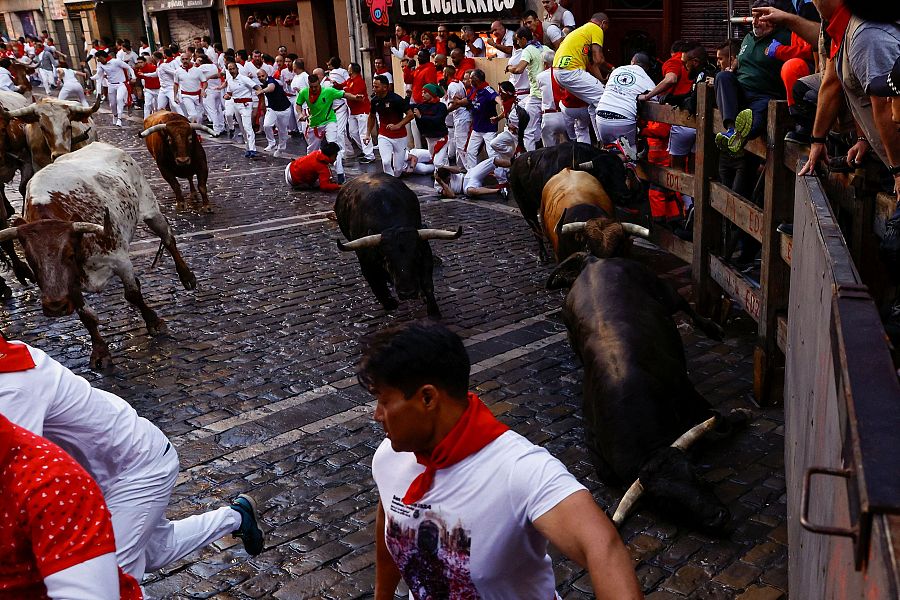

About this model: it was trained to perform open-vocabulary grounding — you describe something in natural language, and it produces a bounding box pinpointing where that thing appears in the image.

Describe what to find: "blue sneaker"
[230,494,264,555]
[245,150,257,159]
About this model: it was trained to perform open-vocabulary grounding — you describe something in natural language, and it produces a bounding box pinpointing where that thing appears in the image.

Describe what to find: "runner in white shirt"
[174,54,205,123]
[0,59,21,92]
[90,50,135,126]
[362,322,642,600]
[196,55,224,135]
[596,54,657,147]
[201,37,217,64]
[402,147,436,175]
[224,61,261,156]
[156,51,182,114]
[0,339,265,583]
[445,67,472,168]
[290,60,310,139]
[57,58,89,106]
[325,58,350,162]
[116,44,137,67]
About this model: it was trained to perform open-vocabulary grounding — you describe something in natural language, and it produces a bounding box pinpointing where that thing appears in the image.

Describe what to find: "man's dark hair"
[844,0,900,21]
[417,49,430,64]
[717,38,742,55]
[374,74,389,86]
[320,141,340,156]
[498,80,515,94]
[202,35,211,44]
[515,26,532,41]
[684,46,707,62]
[349,61,361,74]
[0,58,10,69]
[470,68,485,82]
[236,49,248,60]
[307,74,319,84]
[94,50,108,59]
[328,56,342,68]
[358,320,470,399]
[522,9,538,20]
[632,52,653,72]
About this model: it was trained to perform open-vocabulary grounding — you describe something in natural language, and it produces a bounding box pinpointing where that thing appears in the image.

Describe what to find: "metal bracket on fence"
[800,466,858,539]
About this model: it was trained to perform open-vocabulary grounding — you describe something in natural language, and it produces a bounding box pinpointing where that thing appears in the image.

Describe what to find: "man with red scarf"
[364,321,642,600]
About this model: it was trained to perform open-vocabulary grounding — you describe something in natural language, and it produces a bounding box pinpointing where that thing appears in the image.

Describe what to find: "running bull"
[334,173,461,318]
[0,142,196,368]
[140,110,216,212]
[4,95,101,170]
[547,246,749,532]
[541,167,650,262]
[509,142,642,262]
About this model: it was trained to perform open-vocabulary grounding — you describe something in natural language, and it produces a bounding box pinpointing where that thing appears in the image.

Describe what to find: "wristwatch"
[810,135,827,144]
[889,164,900,176]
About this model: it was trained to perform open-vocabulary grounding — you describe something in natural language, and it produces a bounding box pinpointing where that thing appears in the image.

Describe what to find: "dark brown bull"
[140,110,215,212]
[4,95,101,169]
[7,62,33,100]
[0,91,36,296]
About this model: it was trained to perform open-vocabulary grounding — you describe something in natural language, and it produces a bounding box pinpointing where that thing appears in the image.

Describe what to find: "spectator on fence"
[714,0,792,155]
[365,74,415,176]
[461,25,486,58]
[541,0,577,47]
[596,53,657,148]
[487,20,515,58]
[388,23,412,61]
[716,39,742,72]
[435,25,449,55]
[374,56,393,84]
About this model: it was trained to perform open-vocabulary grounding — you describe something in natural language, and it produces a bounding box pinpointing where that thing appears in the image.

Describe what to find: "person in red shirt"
[285,141,342,191]
[405,49,438,104]
[0,412,142,600]
[435,25,449,55]
[344,62,375,162]
[135,54,160,119]
[450,48,476,83]
[638,41,704,105]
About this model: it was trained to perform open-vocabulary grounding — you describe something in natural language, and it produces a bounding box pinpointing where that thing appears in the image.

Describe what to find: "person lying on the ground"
[0,335,265,584]
[285,141,342,190]
[434,156,511,199]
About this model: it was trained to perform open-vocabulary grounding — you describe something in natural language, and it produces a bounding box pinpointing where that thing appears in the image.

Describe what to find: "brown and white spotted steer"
[0,142,196,368]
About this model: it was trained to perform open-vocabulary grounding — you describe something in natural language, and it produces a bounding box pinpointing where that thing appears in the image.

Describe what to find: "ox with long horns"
[0,142,196,368]
[140,111,216,212]
[335,173,461,318]
[4,95,101,169]
[548,251,749,532]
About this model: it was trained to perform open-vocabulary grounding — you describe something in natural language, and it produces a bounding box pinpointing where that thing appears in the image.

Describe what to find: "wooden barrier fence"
[635,82,807,404]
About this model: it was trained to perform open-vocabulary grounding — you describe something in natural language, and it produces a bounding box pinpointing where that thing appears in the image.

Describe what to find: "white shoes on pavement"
[115,118,122,127]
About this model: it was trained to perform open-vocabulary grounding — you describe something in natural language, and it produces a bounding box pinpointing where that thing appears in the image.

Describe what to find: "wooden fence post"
[755,100,792,404]
[691,82,723,316]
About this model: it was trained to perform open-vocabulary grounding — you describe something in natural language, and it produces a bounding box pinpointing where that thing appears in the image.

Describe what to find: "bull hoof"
[147,318,168,335]
[13,263,34,286]
[89,348,113,370]
[381,297,399,312]
[200,204,213,214]
[176,201,187,211]
[180,271,198,290]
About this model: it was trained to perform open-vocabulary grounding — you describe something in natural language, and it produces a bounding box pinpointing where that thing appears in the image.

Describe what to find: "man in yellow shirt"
[553,12,612,140]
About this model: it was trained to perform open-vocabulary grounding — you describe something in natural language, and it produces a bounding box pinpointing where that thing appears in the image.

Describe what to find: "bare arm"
[799,57,843,175]
[872,95,900,200]
[534,490,643,600]
[506,59,528,75]
[752,7,820,46]
[640,72,678,101]
[374,502,402,599]
[588,44,606,81]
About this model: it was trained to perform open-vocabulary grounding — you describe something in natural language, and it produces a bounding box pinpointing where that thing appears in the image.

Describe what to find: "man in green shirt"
[714,0,792,155]
[505,27,545,151]
[296,74,360,183]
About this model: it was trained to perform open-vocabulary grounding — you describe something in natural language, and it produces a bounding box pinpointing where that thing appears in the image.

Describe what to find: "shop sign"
[146,0,214,12]
[48,0,68,19]
[363,0,523,26]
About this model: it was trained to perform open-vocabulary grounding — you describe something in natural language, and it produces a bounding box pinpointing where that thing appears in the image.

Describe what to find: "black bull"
[509,142,643,261]
[334,174,461,318]
[549,253,749,532]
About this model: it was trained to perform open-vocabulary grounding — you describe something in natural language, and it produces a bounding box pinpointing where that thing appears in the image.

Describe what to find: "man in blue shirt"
[460,69,503,169]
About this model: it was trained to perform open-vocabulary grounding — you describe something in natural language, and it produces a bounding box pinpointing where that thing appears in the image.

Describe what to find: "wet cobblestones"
[0,106,788,598]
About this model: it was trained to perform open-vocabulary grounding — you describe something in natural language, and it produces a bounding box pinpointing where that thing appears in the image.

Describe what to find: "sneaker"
[264,144,276,152]
[359,156,375,164]
[230,494,264,556]
[273,150,283,158]
[115,118,122,127]
[245,150,258,158]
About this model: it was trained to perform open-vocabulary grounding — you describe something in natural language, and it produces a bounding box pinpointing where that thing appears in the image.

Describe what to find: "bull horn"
[418,226,462,241]
[611,415,718,527]
[71,222,105,235]
[560,222,587,235]
[139,123,168,138]
[337,233,383,251]
[0,226,19,242]
[3,105,37,119]
[68,94,101,116]
[190,123,217,136]
[621,223,651,238]
[71,128,91,146]
[577,160,594,170]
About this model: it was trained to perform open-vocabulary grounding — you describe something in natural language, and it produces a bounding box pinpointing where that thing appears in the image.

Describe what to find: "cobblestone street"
[0,107,789,599]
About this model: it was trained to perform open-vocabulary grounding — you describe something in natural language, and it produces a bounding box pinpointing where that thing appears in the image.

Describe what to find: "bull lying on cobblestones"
[141,110,216,212]
[509,142,641,262]
[548,241,749,532]
[335,173,461,318]
[541,168,650,262]
[0,142,196,368]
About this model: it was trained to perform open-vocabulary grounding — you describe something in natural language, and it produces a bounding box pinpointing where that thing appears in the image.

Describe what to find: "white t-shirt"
[327,67,349,108]
[507,48,530,93]
[175,66,203,92]
[536,69,559,112]
[492,29,515,58]
[196,62,221,86]
[156,58,179,89]
[597,64,656,120]
[465,36,486,58]
[116,49,137,66]
[93,58,134,85]
[372,430,585,599]
[203,46,217,64]
[226,72,258,99]
[445,79,470,126]
[546,23,564,46]
[239,60,260,79]
[0,342,171,494]
[290,70,309,94]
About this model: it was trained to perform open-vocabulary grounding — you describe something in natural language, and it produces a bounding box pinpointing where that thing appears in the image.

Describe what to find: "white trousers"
[378,135,408,176]
[233,102,255,151]
[426,136,450,168]
[466,130,497,170]
[334,103,350,155]
[59,83,88,106]
[462,155,497,193]
[306,120,344,174]
[264,107,293,150]
[142,89,159,118]
[490,129,516,184]
[453,117,471,167]
[523,96,543,151]
[39,67,55,95]
[160,88,183,115]
[408,118,423,148]
[203,90,224,133]
[107,82,128,119]
[347,112,374,159]
[109,448,241,581]
[554,69,604,139]
[179,94,202,123]
[541,111,568,146]
[561,105,592,143]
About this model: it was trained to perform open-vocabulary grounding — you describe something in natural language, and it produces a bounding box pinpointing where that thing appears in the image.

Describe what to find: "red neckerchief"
[0,338,35,373]
[375,67,389,75]
[402,392,509,505]
[309,88,321,105]
[825,3,851,59]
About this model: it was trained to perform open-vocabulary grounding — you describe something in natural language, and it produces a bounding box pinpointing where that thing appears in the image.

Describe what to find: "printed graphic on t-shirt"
[386,497,480,600]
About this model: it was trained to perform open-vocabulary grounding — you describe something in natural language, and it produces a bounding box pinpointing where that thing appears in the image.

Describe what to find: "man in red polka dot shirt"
[0,412,143,599]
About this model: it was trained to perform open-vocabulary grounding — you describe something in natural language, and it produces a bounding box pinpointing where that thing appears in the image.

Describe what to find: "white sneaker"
[115,118,122,127]
[273,150,283,158]
[264,144,276,152]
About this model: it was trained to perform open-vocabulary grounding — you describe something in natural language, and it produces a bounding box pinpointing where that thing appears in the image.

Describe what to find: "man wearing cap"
[364,321,643,599]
